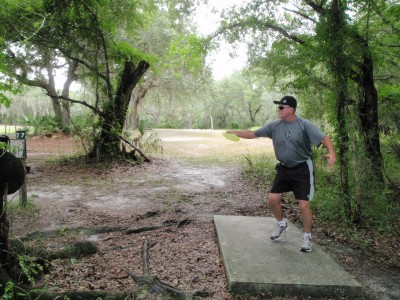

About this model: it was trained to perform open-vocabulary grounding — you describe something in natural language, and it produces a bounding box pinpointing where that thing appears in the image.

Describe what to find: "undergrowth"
[240,146,400,266]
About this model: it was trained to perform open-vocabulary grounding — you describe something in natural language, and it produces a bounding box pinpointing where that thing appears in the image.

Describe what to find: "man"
[227,95,336,252]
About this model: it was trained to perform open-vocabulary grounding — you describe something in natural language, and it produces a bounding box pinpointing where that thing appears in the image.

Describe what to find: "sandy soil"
[7,130,400,299]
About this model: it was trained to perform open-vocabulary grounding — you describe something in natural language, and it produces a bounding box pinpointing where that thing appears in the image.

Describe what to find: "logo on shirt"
[285,131,291,139]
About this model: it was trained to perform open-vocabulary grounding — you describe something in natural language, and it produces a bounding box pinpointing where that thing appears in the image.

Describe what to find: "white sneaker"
[300,236,312,252]
[270,222,288,240]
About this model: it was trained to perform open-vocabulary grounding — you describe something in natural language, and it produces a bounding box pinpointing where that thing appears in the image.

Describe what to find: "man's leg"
[299,200,312,252]
[268,192,283,221]
[269,193,288,240]
[298,200,312,233]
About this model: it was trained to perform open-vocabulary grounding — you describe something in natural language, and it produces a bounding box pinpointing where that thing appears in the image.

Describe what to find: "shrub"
[241,153,276,187]
[27,116,60,136]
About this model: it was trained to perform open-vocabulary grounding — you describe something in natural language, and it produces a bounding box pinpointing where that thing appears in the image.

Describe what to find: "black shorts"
[270,161,315,201]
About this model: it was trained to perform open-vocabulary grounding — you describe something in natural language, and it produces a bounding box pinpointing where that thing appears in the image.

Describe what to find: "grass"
[157,129,274,167]
[0,124,31,135]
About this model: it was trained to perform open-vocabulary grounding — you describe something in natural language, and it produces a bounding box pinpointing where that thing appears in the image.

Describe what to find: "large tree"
[1,0,154,158]
[216,0,399,221]
[1,0,207,159]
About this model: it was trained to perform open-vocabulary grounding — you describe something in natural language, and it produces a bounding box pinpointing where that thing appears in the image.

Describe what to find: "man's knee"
[268,193,282,205]
[299,200,311,211]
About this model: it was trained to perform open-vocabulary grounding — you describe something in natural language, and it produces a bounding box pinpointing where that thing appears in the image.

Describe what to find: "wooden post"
[16,129,28,207]
[19,158,27,207]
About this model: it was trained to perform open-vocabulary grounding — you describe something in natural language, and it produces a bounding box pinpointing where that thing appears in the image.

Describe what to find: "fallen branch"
[135,210,160,221]
[176,218,191,228]
[19,226,128,241]
[125,218,192,234]
[119,135,150,162]
[125,270,186,299]
[124,223,175,234]
[28,290,130,300]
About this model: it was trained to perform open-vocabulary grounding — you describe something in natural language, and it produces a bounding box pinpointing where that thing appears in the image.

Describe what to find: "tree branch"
[47,94,107,118]
[282,7,318,24]
[303,0,326,14]
[213,19,306,46]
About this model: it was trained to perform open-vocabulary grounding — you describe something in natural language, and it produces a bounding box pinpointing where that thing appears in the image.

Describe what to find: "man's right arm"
[226,130,257,139]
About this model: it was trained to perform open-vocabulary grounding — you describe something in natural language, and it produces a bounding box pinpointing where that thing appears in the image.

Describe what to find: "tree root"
[18,217,191,241]
[24,290,131,300]
[125,239,211,299]
[124,223,175,234]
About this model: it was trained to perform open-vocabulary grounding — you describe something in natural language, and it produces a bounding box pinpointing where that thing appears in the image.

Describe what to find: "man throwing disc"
[227,96,336,252]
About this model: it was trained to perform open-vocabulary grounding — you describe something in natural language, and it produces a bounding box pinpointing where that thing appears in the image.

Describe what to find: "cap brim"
[273,101,281,105]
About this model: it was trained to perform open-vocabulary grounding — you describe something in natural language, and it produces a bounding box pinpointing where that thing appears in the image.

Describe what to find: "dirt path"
[9,130,400,299]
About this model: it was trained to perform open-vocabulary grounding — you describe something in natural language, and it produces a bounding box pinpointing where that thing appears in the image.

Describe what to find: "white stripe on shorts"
[306,158,315,201]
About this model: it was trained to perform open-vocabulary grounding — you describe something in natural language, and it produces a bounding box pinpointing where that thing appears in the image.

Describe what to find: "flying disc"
[223,132,240,142]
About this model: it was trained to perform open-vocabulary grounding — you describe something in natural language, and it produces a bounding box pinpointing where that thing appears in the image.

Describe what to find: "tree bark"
[130,82,154,129]
[331,0,352,221]
[357,47,384,184]
[60,60,79,132]
[91,60,149,158]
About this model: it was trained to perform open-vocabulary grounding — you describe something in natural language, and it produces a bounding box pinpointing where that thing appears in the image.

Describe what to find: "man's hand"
[324,153,336,167]
[321,136,336,167]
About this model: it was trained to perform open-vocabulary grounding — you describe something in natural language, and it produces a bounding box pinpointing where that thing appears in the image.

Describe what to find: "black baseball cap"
[273,96,297,108]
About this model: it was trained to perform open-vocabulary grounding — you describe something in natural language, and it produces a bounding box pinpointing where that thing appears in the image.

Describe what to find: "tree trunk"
[60,60,79,132]
[337,93,352,221]
[44,50,63,127]
[130,83,154,129]
[357,48,384,185]
[331,0,352,221]
[91,60,149,159]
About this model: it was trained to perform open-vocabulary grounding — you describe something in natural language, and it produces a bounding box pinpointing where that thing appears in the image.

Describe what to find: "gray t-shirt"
[254,117,325,167]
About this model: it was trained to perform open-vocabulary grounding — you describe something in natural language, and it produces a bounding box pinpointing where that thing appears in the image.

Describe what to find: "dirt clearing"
[7,129,400,299]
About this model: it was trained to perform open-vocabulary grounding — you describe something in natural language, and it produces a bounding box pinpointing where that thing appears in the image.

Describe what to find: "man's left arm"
[321,136,336,167]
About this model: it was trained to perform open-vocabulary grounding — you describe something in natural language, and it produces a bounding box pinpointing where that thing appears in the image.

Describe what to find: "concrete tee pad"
[213,215,362,298]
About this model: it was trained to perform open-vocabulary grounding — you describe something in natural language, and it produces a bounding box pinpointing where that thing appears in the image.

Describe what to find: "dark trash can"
[0,150,25,194]
[0,135,10,145]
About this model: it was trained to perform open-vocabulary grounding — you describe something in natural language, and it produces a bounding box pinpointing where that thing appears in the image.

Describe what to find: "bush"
[27,116,60,136]
[383,131,400,161]
[69,113,98,154]
[241,153,276,187]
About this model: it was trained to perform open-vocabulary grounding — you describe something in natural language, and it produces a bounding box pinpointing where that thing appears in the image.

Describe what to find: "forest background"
[0,0,399,296]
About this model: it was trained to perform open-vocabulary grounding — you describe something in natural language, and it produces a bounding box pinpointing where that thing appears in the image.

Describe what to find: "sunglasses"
[278,106,291,110]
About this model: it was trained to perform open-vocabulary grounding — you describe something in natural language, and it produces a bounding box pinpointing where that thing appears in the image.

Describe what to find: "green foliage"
[63,241,98,259]
[0,255,46,299]
[382,131,400,185]
[241,153,276,187]
[311,149,347,223]
[0,281,31,300]
[113,41,157,65]
[166,34,207,76]
[138,131,163,156]
[311,143,400,233]
[0,38,20,108]
[137,120,163,156]
[240,143,399,235]
[69,113,98,154]
[378,84,400,131]
[7,196,40,217]
[383,131,400,161]
[18,254,43,284]
[27,116,60,136]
